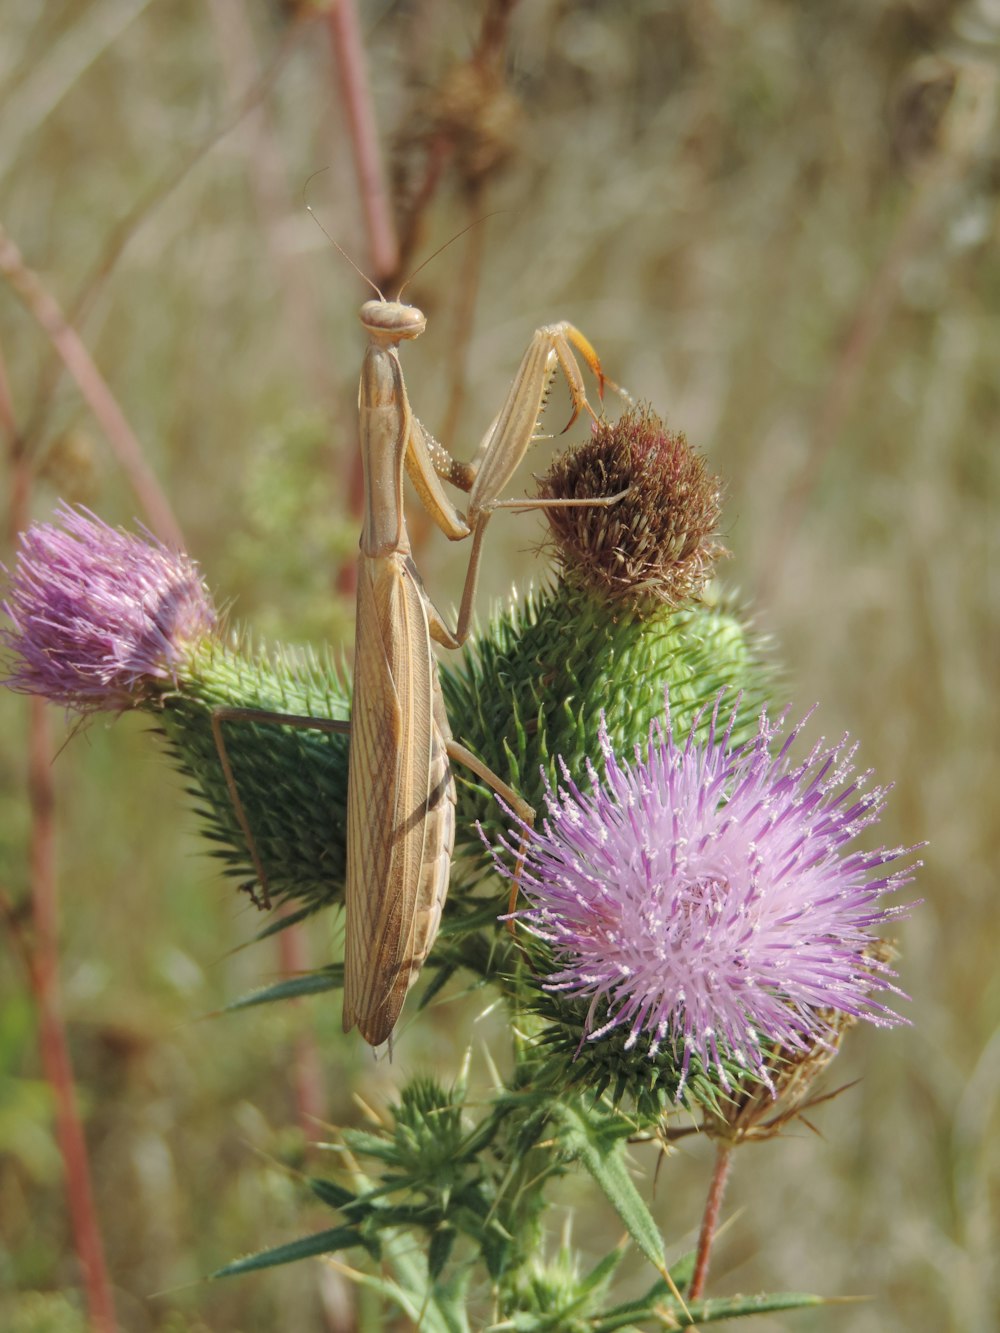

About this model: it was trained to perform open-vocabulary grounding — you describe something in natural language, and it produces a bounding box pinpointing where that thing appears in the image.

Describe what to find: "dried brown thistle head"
[538,404,725,609]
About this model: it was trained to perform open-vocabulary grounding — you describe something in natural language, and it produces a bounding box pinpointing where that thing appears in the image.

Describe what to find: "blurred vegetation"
[1,1,997,1329]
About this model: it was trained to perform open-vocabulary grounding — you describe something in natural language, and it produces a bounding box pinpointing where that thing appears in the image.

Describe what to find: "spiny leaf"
[590,1286,824,1329]
[224,965,343,1010]
[212,1225,365,1277]
[549,1100,664,1273]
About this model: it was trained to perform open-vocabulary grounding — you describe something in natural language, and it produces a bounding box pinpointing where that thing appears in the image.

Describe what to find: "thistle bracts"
[2,494,777,936]
[486,700,918,1118]
[159,640,351,914]
[444,400,768,843]
[441,581,775,856]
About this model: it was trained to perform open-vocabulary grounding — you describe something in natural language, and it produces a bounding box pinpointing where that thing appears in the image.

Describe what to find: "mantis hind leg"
[445,739,534,921]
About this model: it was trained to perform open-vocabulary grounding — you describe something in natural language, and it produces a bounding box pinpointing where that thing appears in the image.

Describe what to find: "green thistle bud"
[158,639,350,914]
[442,584,776,857]
[432,406,773,1012]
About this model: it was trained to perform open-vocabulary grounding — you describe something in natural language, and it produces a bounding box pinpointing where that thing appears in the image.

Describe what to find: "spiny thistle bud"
[441,585,777,874]
[538,405,725,608]
[159,642,350,914]
[486,696,919,1115]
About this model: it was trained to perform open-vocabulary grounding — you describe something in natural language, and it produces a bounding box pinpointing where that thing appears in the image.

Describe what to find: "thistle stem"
[30,702,118,1332]
[689,1141,733,1302]
[277,920,327,1142]
[1,343,118,1331]
[0,220,183,549]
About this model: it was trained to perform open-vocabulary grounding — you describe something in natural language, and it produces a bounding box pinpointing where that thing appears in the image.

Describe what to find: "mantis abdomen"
[343,550,455,1045]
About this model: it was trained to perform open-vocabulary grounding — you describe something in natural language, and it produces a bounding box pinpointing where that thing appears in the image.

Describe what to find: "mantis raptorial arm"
[402,319,626,646]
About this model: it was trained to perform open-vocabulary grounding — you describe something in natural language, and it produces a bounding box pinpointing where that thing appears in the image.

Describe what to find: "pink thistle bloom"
[491,697,920,1093]
[2,503,216,712]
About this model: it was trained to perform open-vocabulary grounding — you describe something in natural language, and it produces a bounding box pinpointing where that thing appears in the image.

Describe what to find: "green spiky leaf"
[212,1225,366,1277]
[225,965,343,1010]
[550,1099,664,1274]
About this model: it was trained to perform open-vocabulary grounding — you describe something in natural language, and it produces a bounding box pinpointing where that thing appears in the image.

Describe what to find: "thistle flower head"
[2,503,216,711]
[538,405,725,607]
[490,696,919,1096]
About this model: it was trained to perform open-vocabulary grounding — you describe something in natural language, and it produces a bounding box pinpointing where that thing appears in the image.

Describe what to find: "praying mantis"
[214,292,619,1046]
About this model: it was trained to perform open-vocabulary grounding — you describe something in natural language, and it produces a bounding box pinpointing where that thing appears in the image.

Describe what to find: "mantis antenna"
[395,211,504,302]
[305,203,385,302]
[303,162,501,305]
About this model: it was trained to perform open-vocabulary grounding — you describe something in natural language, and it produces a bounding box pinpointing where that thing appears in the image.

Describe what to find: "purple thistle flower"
[491,696,920,1094]
[2,503,216,711]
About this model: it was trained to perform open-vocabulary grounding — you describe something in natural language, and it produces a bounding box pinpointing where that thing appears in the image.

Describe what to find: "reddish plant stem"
[689,1141,733,1302]
[396,0,522,271]
[29,699,118,1333]
[2,346,118,1331]
[276,920,327,1142]
[438,186,487,456]
[324,0,399,287]
[474,0,522,65]
[206,0,332,405]
[0,220,183,549]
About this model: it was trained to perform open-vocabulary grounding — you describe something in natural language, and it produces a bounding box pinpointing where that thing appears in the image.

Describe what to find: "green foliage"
[548,1099,664,1272]
[514,980,762,1125]
[214,1224,369,1278]
[442,582,777,852]
[148,577,775,944]
[224,965,343,1010]
[219,1076,822,1328]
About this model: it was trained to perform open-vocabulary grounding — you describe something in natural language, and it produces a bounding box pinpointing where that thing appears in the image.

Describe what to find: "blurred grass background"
[1,1,997,1329]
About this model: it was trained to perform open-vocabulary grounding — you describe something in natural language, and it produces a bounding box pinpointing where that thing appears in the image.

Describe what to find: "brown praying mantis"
[213,293,622,1046]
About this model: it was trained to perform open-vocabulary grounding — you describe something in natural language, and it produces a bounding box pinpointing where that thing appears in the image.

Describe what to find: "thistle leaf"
[212,1225,365,1277]
[224,965,343,1010]
[550,1100,664,1273]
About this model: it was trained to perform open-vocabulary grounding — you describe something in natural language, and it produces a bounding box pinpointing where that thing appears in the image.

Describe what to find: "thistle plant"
[2,409,920,1328]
